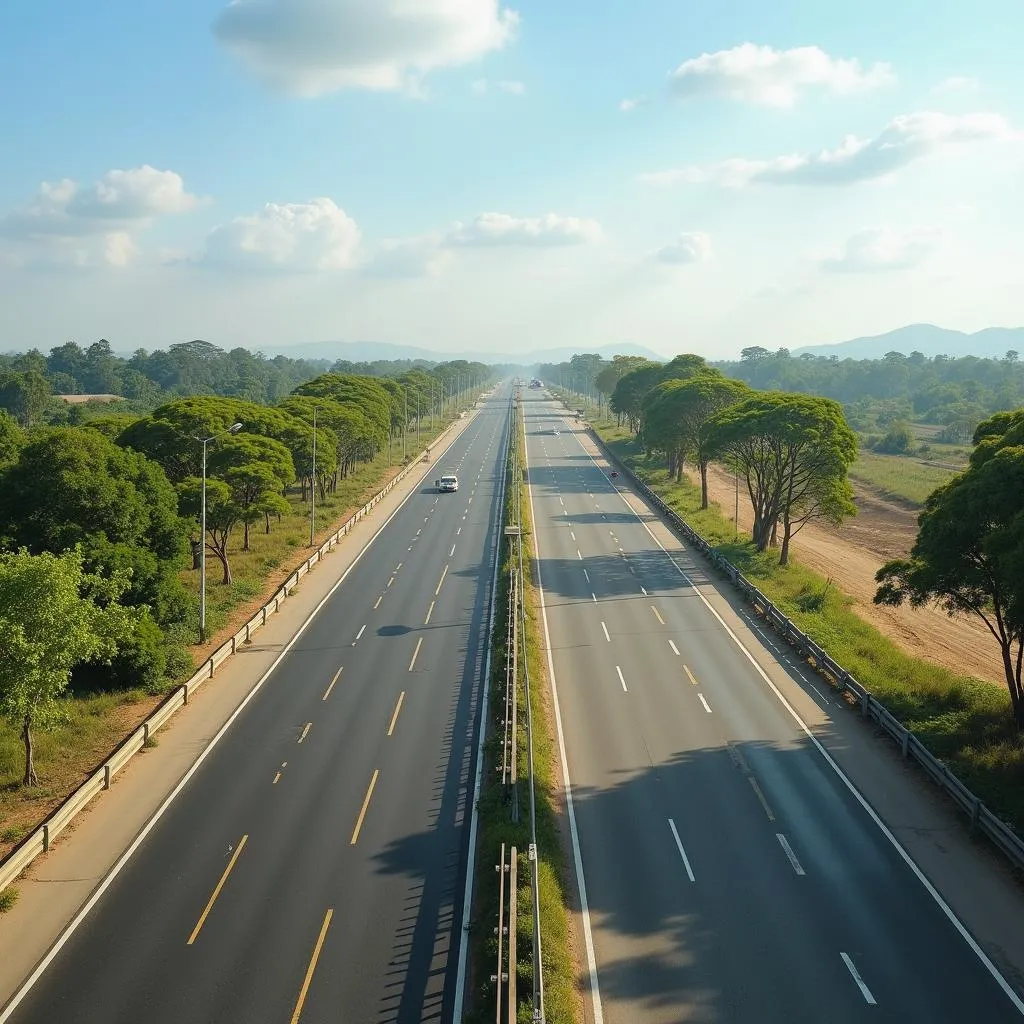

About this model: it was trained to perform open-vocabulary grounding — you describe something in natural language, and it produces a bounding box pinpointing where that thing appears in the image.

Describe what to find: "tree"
[875,438,1024,726]
[0,410,22,466]
[177,478,238,584]
[710,392,858,563]
[0,428,190,626]
[610,362,662,432]
[0,370,51,426]
[0,549,139,785]
[741,346,771,362]
[645,376,750,506]
[596,356,650,404]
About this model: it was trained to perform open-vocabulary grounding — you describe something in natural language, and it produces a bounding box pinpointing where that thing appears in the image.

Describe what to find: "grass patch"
[0,887,18,913]
[0,410,479,853]
[849,450,959,506]
[580,405,1024,834]
[468,409,577,1024]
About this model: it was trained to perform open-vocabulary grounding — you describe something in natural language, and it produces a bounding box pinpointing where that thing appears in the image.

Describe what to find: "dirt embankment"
[702,463,1004,686]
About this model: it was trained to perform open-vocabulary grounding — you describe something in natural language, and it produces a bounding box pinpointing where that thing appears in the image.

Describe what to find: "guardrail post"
[209,658,215,679]
[860,691,869,717]
[104,764,111,790]
[143,722,150,745]
[231,636,237,654]
[901,731,910,758]
[42,824,49,853]
[183,682,189,705]
[245,622,251,644]
[970,798,981,834]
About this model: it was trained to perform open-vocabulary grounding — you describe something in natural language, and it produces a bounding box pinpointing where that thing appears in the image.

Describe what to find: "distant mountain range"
[262,339,663,366]
[792,324,1024,361]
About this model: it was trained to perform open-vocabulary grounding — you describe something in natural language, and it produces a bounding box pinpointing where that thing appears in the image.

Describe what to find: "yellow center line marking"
[750,777,776,821]
[187,834,247,945]
[684,665,699,686]
[409,636,424,672]
[395,562,402,571]
[435,564,449,596]
[298,722,311,743]
[387,691,406,736]
[323,667,342,701]
[425,600,435,625]
[387,576,395,588]
[350,770,379,845]
[651,606,665,625]
[374,595,383,609]
[273,772,282,785]
[289,908,334,1024]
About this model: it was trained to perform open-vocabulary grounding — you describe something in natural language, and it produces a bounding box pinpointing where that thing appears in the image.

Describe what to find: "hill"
[793,324,1024,360]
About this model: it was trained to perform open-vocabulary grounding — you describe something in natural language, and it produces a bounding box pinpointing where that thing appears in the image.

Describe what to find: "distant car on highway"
[438,474,459,493]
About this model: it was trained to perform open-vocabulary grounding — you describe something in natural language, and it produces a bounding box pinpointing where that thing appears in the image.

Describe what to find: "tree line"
[543,351,1024,730]
[0,360,491,785]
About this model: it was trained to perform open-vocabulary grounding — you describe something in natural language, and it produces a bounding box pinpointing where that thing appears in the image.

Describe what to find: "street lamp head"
[229,422,243,434]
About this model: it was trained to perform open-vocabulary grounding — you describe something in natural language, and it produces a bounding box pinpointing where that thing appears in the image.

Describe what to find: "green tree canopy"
[709,392,858,563]
[0,548,140,785]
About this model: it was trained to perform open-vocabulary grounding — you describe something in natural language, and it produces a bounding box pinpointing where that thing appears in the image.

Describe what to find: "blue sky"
[1,0,1022,359]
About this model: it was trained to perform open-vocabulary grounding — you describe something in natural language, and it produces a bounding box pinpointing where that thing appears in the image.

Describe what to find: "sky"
[1,0,1023,361]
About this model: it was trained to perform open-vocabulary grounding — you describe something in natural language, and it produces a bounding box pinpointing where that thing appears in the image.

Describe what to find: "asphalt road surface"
[3,390,511,1024]
[522,390,1023,1024]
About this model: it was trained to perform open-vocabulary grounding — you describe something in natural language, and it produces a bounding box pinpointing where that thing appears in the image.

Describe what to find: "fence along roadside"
[0,415,470,896]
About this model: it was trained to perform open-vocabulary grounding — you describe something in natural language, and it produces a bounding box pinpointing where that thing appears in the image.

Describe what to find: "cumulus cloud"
[669,43,894,107]
[201,198,361,270]
[214,0,520,96]
[0,165,200,268]
[655,232,711,265]
[446,212,602,247]
[640,111,1019,188]
[934,75,980,94]
[619,96,646,112]
[472,77,525,95]
[820,226,945,272]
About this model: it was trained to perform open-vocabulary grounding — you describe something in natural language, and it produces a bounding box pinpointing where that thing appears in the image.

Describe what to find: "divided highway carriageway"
[1,389,513,1024]
[522,388,1024,1024]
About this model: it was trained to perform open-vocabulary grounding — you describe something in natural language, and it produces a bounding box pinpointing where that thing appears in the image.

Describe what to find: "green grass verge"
[0,887,18,913]
[848,450,959,506]
[468,409,578,1024]
[563,397,1024,834]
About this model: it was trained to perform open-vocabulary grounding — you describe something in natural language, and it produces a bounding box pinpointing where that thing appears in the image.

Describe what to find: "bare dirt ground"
[703,463,1004,686]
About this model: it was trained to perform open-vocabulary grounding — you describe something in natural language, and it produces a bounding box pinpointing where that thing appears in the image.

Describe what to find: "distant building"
[56,394,123,404]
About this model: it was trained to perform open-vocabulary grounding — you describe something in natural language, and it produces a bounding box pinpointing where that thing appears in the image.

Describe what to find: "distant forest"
[718,345,1024,440]
[0,339,451,425]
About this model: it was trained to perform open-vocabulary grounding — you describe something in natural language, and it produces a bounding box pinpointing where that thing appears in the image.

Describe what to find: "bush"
[70,612,167,693]
[874,421,915,454]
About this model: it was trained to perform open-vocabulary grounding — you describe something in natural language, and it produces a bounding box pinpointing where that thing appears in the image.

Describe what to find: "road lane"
[3,391,511,1024]
[523,390,1022,1024]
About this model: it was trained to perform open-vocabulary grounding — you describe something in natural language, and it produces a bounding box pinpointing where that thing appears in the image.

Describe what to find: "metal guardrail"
[492,843,518,1024]
[574,404,1024,874]
[0,410,476,896]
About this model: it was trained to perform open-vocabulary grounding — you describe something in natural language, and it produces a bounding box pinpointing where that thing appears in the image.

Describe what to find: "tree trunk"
[265,511,271,534]
[699,461,709,509]
[22,715,38,787]
[769,519,779,548]
[1001,641,1024,729]
[243,519,250,551]
[779,519,792,565]
[219,551,232,585]
[190,536,202,570]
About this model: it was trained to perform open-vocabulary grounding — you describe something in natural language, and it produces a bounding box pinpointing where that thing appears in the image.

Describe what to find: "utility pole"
[309,404,317,546]
[403,386,408,461]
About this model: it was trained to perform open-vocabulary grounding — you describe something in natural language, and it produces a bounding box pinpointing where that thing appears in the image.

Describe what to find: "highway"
[522,390,1023,1024]
[3,390,511,1024]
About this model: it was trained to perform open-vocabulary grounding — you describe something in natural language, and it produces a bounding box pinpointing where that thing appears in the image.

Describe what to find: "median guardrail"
[0,409,477,896]
[568,402,1024,874]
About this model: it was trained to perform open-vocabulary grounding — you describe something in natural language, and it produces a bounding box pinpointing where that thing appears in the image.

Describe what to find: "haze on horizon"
[1,0,1022,360]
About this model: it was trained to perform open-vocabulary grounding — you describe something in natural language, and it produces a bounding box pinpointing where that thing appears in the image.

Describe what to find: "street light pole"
[310,404,317,547]
[196,421,243,643]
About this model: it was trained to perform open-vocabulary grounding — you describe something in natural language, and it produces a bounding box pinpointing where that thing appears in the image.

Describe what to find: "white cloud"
[668,43,894,107]
[214,0,520,97]
[365,235,452,278]
[640,111,1019,188]
[446,212,603,247]
[820,227,945,273]
[934,75,980,94]
[655,232,711,265]
[619,96,645,112]
[201,198,361,270]
[0,166,199,268]
[471,77,525,95]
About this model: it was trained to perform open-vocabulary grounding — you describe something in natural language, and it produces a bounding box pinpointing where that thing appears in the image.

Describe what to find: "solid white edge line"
[524,409,605,1024]
[576,430,1024,1017]
[452,396,512,1022]
[667,818,696,882]
[776,833,806,876]
[840,951,877,1006]
[0,413,476,1024]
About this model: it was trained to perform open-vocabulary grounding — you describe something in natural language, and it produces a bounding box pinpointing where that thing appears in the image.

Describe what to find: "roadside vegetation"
[575,404,1024,833]
[848,450,959,507]
[0,352,492,854]
[470,405,577,1024]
